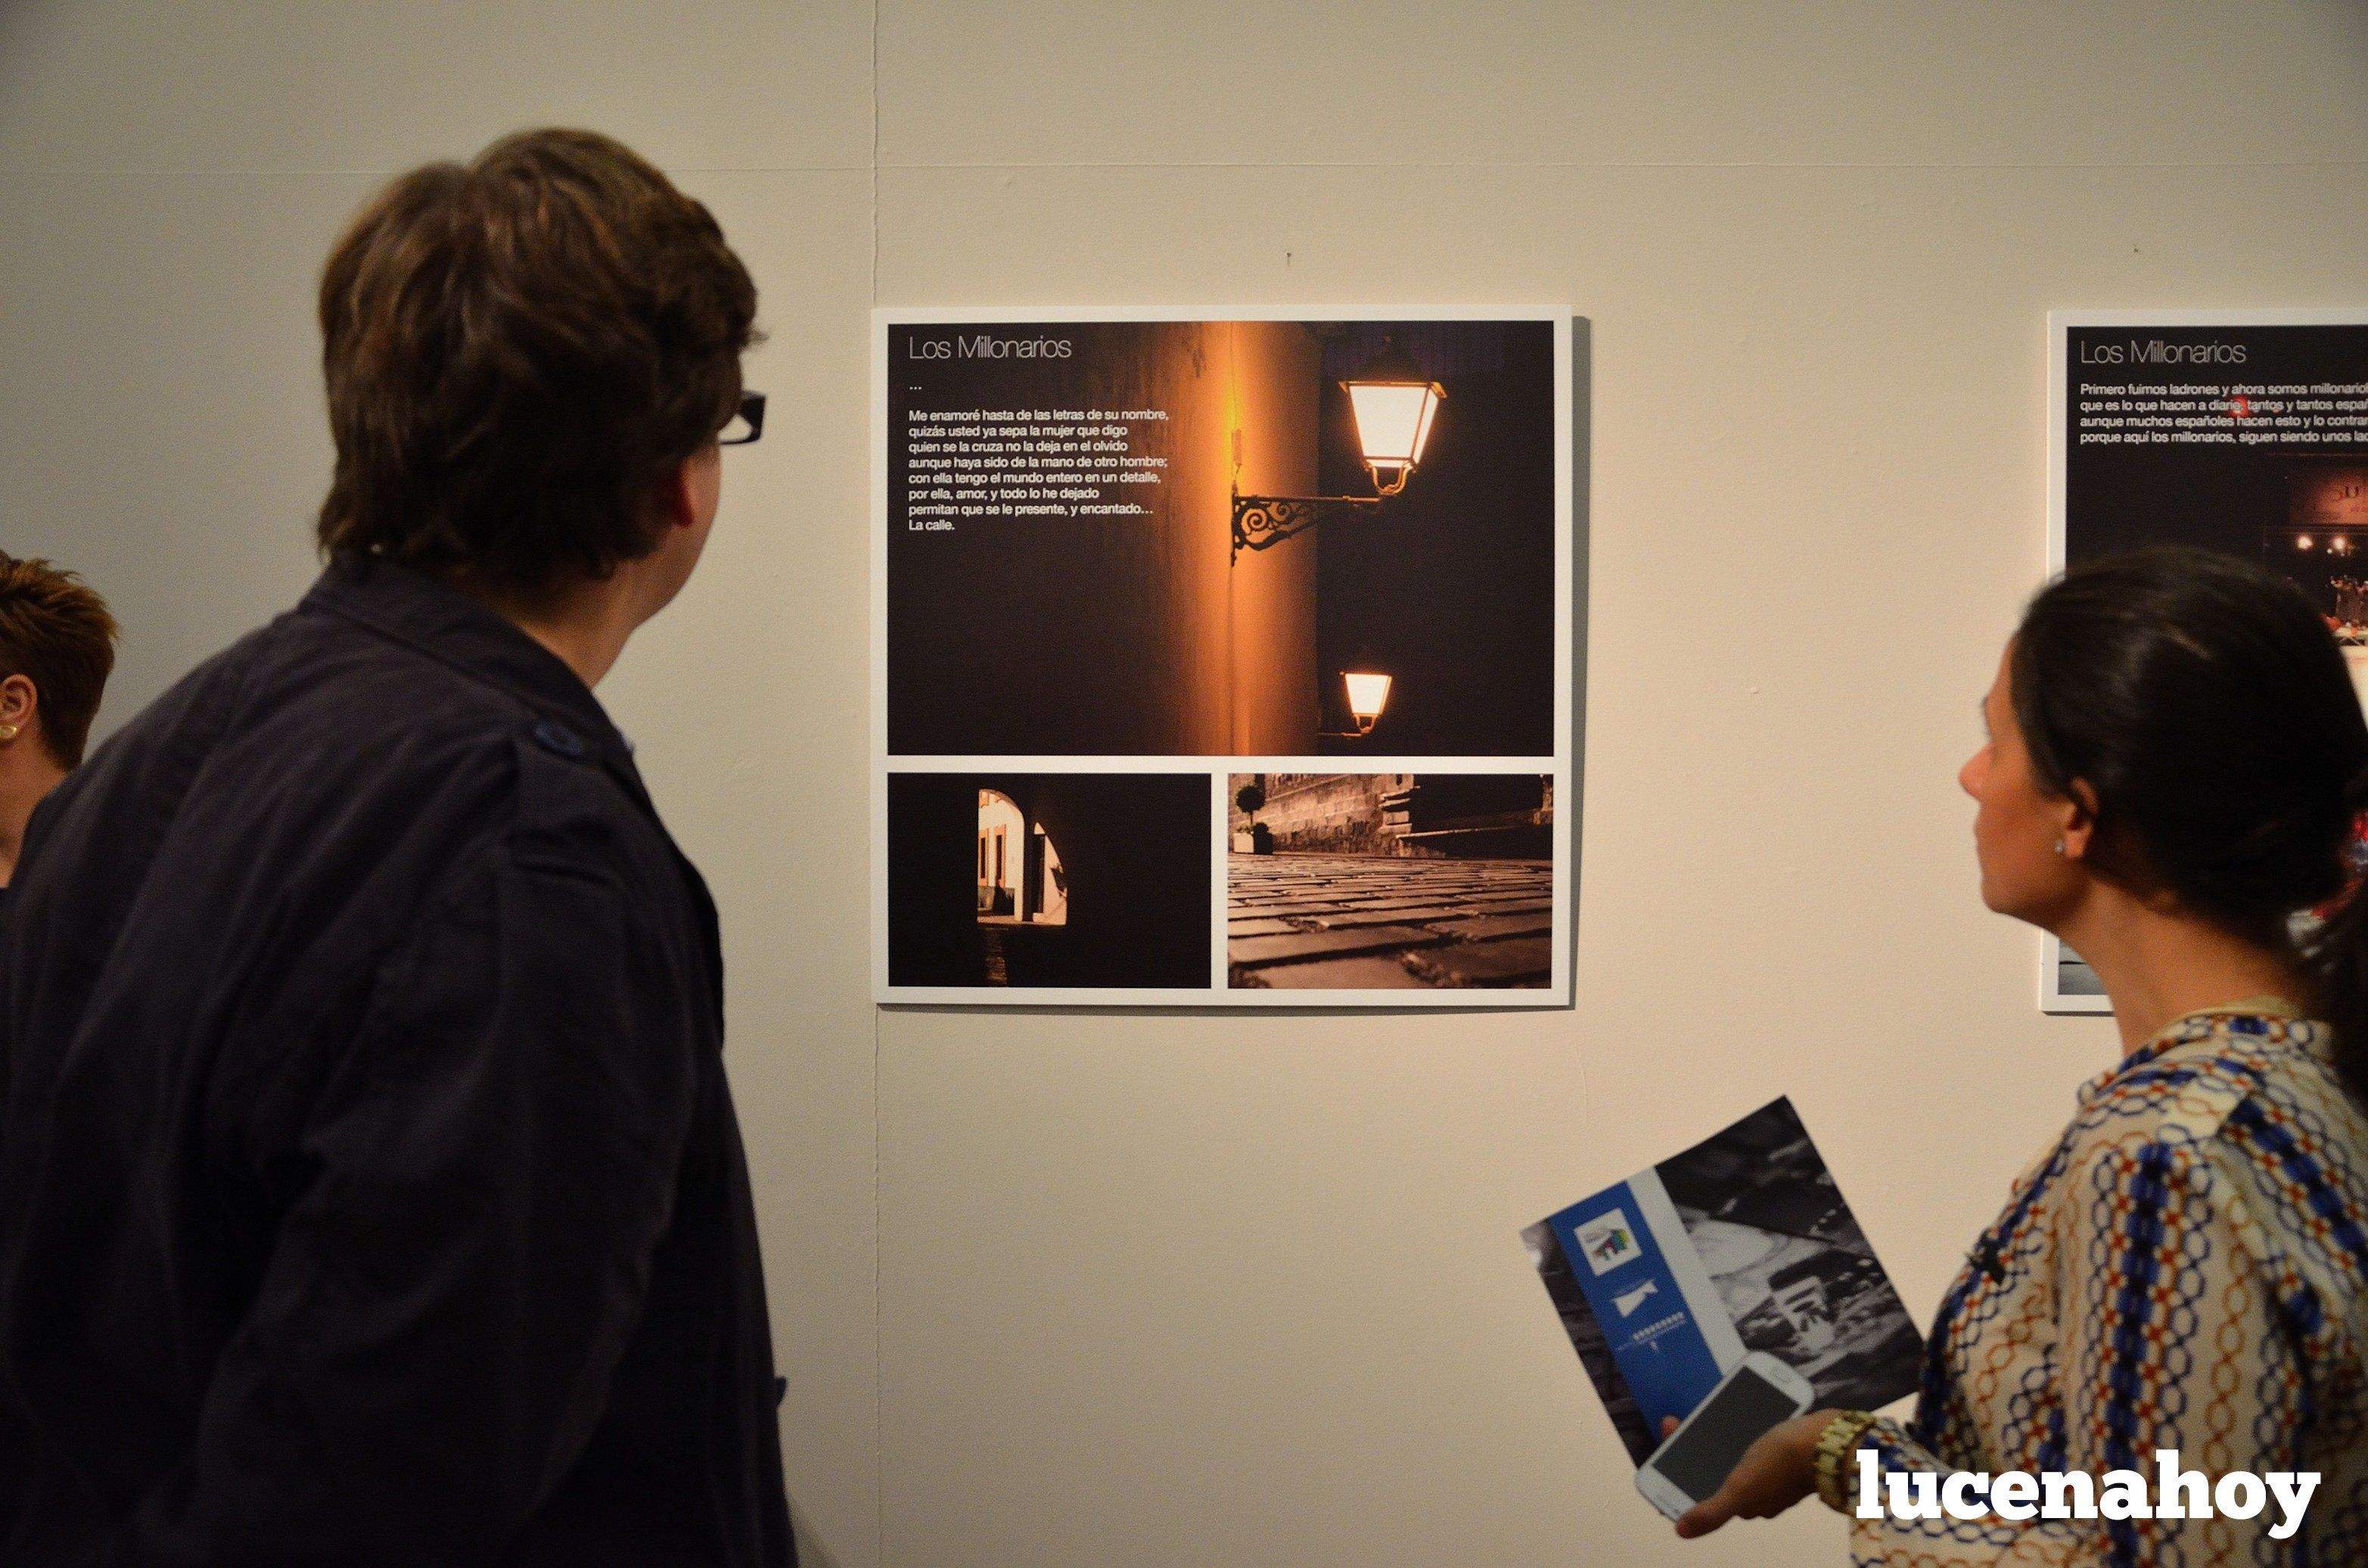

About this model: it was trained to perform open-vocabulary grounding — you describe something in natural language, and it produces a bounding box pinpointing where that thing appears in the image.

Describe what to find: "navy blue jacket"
[0,560,792,1565]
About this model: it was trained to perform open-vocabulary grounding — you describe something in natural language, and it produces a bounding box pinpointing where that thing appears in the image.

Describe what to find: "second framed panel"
[2042,310,2368,1011]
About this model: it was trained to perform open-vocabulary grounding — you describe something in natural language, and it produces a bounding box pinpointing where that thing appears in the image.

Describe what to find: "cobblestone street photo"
[1227,773,1556,990]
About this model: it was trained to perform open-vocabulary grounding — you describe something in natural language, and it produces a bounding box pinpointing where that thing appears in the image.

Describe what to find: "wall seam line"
[866,157,2368,173]
[869,4,886,1565]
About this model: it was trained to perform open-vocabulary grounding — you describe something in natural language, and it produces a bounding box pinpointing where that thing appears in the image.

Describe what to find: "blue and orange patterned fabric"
[1840,1003,2368,1565]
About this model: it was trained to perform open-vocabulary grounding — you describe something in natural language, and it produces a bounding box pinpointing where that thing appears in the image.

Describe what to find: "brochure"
[1522,1098,1924,1463]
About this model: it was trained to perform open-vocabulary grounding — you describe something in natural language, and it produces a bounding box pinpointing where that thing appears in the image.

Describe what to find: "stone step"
[1432,911,1553,939]
[1232,955,1429,990]
[1229,924,1450,967]
[1397,824,1553,859]
[1403,936,1552,987]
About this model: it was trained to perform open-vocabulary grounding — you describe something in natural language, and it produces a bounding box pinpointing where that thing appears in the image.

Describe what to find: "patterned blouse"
[1843,1004,2368,1565]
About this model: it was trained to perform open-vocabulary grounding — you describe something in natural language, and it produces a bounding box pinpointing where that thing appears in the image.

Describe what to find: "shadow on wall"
[887,772,1210,989]
[1229,772,1552,859]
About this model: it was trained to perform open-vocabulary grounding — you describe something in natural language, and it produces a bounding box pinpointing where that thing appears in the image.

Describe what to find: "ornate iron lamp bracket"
[1229,489,1382,560]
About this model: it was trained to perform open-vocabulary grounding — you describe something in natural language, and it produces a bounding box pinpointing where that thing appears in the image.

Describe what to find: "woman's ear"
[2058,778,2100,862]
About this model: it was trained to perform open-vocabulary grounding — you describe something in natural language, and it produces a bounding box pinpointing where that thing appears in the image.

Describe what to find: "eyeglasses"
[718,390,766,446]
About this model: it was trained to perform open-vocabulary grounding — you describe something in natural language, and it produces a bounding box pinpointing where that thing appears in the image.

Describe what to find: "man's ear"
[654,457,699,534]
[2059,778,2100,862]
[0,673,36,737]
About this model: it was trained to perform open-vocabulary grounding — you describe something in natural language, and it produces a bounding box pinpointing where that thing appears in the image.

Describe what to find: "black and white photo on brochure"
[2044,310,2368,1011]
[871,309,1578,1007]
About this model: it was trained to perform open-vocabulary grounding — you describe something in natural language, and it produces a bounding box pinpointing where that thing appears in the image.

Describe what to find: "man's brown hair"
[0,554,118,768]
[315,128,758,598]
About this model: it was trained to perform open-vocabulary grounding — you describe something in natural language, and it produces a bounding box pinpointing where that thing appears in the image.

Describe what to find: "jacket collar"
[2077,998,2322,1108]
[300,555,637,777]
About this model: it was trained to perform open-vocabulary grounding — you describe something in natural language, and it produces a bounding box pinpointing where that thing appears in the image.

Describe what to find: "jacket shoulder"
[36,604,639,898]
[503,722,667,886]
[2074,1057,2254,1151]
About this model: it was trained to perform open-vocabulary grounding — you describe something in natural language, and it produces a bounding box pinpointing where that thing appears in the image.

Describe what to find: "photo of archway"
[886,772,1211,992]
[2046,312,2368,1011]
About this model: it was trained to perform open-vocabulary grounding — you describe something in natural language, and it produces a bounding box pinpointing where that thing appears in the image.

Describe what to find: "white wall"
[4,5,2366,1564]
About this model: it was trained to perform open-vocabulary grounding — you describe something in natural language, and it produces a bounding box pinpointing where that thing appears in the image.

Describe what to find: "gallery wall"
[5,4,2368,1563]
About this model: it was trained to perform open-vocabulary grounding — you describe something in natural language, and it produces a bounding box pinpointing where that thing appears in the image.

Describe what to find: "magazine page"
[1525,1098,1923,1463]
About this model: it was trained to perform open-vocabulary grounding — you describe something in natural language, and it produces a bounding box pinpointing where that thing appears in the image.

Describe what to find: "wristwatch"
[1812,1411,1883,1514]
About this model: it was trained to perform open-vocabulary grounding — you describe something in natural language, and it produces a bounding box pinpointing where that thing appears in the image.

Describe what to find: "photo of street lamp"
[875,309,1574,1006]
[1231,337,1450,557]
[883,315,1563,760]
[1343,339,1447,495]
[1324,669,1393,739]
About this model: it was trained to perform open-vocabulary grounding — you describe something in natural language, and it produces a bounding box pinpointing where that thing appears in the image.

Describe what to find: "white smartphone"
[1633,1352,1815,1521]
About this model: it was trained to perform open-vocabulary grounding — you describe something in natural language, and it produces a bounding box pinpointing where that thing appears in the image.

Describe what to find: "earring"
[0,724,17,743]
[2053,839,2066,856]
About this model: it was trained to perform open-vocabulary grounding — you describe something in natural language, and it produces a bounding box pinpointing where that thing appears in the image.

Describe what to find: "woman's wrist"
[1809,1410,1882,1514]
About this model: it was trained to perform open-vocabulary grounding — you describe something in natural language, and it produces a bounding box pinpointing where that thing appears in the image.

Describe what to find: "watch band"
[1813,1411,1883,1514]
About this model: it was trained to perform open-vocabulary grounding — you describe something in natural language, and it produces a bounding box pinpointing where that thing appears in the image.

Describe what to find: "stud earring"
[2053,839,2066,856]
[0,723,17,743]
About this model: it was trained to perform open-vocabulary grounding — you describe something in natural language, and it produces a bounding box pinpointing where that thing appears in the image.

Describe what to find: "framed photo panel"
[2044,309,2368,1011]
[871,309,1579,1006]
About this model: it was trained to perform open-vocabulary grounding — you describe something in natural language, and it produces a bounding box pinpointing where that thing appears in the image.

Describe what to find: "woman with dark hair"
[1674,547,2368,1562]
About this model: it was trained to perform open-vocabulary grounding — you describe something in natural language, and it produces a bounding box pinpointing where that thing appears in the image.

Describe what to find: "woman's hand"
[1657,1409,1835,1539]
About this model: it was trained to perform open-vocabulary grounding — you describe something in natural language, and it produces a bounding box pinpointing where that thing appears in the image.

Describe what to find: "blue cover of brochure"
[1522,1098,1923,1463]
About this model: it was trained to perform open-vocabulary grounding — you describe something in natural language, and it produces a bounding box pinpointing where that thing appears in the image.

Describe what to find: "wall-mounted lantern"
[1321,669,1394,740]
[1231,337,1447,559]
[1343,344,1445,497]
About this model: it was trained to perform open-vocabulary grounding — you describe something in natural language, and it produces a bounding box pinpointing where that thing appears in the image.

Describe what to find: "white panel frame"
[871,306,1577,1008]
